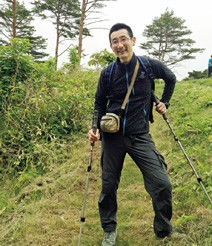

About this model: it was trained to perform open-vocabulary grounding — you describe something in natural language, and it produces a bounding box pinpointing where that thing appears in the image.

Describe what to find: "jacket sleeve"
[150,59,176,107]
[94,69,109,128]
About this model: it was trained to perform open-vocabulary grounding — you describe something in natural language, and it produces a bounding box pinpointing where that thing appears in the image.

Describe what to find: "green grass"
[0,79,212,245]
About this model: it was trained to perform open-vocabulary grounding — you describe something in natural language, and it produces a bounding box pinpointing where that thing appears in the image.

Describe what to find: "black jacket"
[94,53,176,135]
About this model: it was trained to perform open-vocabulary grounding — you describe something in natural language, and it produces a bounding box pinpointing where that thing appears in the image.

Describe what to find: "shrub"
[0,39,34,111]
[0,48,99,185]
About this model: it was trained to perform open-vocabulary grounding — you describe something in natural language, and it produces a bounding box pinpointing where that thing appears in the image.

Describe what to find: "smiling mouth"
[118,50,127,55]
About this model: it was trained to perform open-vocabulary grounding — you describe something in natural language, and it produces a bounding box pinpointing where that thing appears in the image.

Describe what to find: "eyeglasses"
[111,36,131,46]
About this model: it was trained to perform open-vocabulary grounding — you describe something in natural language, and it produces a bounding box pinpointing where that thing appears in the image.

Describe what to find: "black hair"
[109,23,134,43]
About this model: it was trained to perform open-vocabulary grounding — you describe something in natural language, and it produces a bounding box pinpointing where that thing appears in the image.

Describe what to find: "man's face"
[110,29,136,63]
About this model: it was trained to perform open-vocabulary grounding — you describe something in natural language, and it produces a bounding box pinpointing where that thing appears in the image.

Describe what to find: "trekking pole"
[78,110,99,246]
[151,90,212,204]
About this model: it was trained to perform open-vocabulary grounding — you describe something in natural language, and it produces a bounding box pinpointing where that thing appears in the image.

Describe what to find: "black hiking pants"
[208,66,212,77]
[99,132,173,238]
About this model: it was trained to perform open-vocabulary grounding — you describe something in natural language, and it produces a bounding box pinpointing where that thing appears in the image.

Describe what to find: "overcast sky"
[25,0,211,80]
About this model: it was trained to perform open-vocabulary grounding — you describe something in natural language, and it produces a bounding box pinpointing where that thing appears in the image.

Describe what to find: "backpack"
[104,56,155,123]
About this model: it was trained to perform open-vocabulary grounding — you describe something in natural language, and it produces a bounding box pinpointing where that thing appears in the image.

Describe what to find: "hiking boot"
[168,230,186,239]
[156,230,186,240]
[101,230,117,246]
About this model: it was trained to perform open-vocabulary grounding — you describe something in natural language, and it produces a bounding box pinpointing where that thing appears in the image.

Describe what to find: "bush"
[0,39,34,111]
[0,43,99,186]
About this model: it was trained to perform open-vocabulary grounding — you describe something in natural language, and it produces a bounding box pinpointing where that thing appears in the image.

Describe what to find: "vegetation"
[32,0,81,68]
[78,0,116,58]
[88,48,116,68]
[140,9,204,66]
[0,38,99,190]
[0,3,211,245]
[69,46,81,67]
[0,2,205,71]
[183,69,208,80]
[0,46,211,245]
[0,0,48,61]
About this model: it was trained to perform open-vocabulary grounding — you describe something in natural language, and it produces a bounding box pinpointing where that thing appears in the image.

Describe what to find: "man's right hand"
[88,129,99,143]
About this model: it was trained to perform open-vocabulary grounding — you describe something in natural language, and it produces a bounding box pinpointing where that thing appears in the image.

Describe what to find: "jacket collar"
[116,53,137,70]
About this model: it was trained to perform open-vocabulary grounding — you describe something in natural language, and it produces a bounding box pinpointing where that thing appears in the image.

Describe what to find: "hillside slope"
[0,79,212,245]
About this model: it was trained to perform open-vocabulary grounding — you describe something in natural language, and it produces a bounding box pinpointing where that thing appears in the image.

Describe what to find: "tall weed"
[154,78,212,205]
[0,52,99,192]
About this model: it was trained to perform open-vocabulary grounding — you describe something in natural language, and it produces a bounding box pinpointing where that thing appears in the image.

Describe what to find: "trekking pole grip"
[151,90,167,120]
[91,110,98,146]
[92,110,98,134]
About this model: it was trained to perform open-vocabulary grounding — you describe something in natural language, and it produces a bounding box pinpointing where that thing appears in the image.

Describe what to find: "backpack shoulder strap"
[137,56,155,123]
[137,56,154,80]
[104,58,155,123]
[104,61,116,84]
[104,61,116,97]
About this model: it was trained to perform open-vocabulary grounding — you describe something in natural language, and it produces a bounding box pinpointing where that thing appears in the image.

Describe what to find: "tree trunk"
[12,0,16,39]
[55,14,60,70]
[162,33,168,63]
[78,0,86,59]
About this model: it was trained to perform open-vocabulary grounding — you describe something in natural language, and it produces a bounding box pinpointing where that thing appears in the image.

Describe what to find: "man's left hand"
[155,102,167,115]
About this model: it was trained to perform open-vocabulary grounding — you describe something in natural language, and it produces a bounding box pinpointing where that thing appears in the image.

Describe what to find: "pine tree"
[0,0,48,61]
[32,0,81,69]
[140,9,204,66]
[78,0,116,59]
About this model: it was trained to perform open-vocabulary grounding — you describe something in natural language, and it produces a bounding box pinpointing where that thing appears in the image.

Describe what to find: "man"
[208,55,212,77]
[88,23,186,246]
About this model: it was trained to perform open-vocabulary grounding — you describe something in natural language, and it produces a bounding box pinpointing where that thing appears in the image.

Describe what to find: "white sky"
[23,0,211,80]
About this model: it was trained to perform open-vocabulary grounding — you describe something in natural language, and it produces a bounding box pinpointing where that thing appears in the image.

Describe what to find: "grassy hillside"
[0,78,212,245]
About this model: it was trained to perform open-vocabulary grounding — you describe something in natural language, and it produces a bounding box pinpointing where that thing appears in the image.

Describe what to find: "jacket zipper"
[101,114,119,125]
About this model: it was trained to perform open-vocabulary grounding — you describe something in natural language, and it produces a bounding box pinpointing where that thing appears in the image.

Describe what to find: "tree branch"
[58,43,74,57]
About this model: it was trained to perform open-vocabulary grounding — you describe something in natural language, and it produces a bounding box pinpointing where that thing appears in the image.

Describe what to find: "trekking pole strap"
[151,90,160,105]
